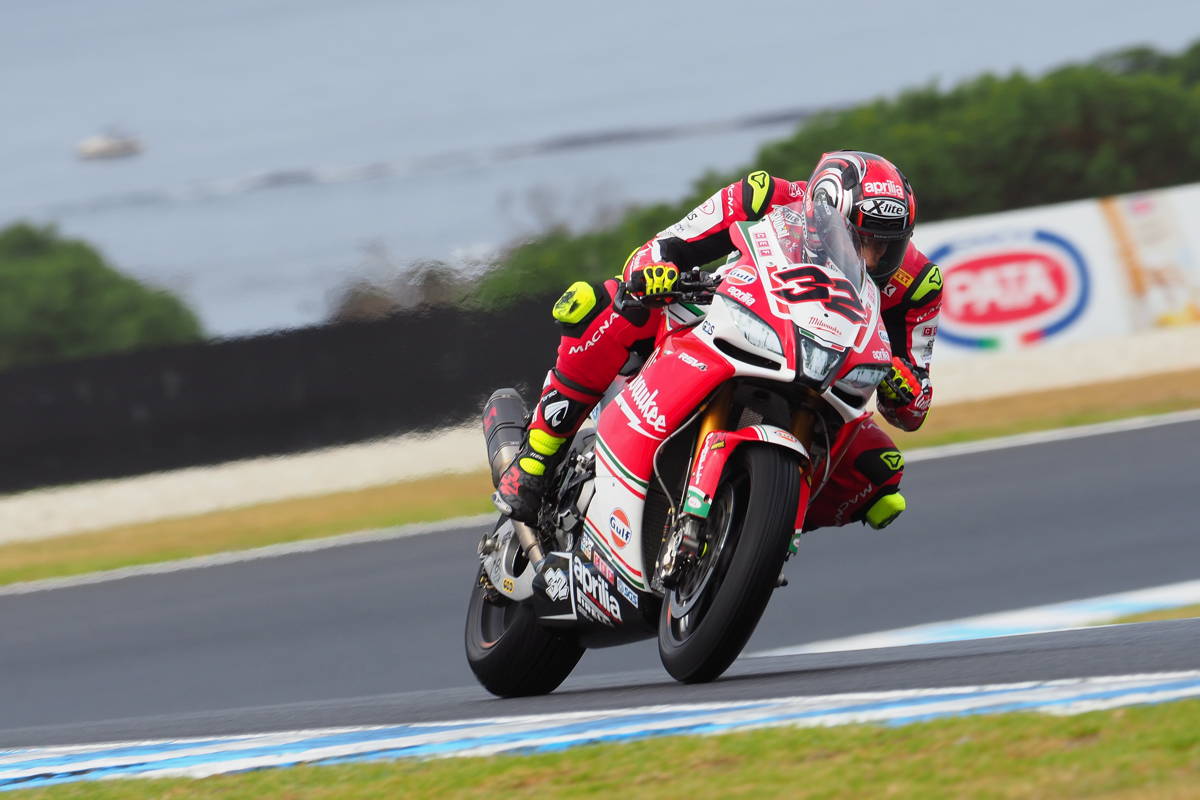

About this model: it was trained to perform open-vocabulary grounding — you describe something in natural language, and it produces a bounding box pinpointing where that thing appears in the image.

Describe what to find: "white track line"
[903,407,1200,463]
[752,578,1200,657]
[4,408,1198,597]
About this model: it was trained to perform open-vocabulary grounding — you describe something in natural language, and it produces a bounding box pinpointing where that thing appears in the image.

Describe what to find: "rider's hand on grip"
[627,263,680,304]
[878,356,920,405]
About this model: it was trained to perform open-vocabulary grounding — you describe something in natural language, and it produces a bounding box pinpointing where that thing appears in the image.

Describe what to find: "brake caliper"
[655,517,702,591]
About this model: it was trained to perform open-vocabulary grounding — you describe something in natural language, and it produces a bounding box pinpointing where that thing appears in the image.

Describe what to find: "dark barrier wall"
[0,295,561,493]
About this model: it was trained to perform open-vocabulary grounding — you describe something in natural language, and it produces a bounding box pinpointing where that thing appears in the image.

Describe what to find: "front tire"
[658,446,800,683]
[465,572,585,697]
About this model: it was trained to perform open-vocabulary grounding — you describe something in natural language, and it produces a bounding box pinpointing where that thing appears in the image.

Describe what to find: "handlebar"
[622,268,724,308]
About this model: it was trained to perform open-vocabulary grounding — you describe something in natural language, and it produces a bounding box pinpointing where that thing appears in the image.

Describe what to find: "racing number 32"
[772,266,866,323]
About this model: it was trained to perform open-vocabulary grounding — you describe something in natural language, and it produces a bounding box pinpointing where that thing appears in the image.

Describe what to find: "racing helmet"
[805,151,916,283]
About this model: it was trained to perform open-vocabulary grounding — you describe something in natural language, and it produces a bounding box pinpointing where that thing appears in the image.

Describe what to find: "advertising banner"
[913,183,1200,362]
[1099,185,1200,330]
[914,199,1130,360]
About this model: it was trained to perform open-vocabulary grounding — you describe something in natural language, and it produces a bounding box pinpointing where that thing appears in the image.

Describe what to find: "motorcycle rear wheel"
[658,446,799,683]
[464,568,585,698]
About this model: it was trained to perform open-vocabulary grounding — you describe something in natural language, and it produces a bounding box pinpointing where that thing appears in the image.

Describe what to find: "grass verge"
[1107,604,1200,625]
[0,471,495,587]
[1,369,1197,588]
[9,700,1200,799]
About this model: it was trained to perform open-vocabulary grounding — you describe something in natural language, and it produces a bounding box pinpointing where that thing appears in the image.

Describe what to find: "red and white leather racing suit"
[530,172,943,528]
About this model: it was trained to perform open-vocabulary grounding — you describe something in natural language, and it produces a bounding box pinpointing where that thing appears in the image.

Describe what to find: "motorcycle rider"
[494,150,942,533]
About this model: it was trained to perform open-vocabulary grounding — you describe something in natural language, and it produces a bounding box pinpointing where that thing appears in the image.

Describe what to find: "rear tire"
[658,446,799,683]
[465,572,585,697]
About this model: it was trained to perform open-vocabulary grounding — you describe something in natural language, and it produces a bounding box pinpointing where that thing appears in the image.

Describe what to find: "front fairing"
[721,204,889,388]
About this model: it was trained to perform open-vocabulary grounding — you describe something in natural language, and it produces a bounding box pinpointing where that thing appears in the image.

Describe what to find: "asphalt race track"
[2,419,1198,747]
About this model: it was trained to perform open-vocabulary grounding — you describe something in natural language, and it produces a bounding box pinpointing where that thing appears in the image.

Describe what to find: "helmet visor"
[854,193,913,282]
[861,232,911,282]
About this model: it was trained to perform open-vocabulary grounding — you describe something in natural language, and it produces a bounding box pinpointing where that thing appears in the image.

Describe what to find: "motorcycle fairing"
[530,547,655,645]
[529,551,578,624]
[589,347,734,591]
[583,444,650,592]
[530,548,630,624]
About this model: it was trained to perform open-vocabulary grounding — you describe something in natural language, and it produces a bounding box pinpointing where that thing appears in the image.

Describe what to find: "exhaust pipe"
[483,388,527,488]
[482,389,546,567]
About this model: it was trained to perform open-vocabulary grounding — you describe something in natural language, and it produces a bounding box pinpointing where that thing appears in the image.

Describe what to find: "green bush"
[751,66,1200,223]
[0,223,203,371]
[477,41,1200,305]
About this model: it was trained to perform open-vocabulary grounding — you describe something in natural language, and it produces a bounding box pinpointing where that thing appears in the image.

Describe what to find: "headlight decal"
[725,299,784,356]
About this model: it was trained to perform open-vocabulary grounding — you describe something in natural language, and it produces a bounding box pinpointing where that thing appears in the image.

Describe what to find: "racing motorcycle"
[465,198,896,696]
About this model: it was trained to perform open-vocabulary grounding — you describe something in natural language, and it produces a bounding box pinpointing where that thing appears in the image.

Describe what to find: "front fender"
[683,424,809,529]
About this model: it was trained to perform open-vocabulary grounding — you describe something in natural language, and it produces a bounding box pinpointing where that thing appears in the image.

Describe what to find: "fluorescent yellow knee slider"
[866,492,906,530]
[552,282,597,324]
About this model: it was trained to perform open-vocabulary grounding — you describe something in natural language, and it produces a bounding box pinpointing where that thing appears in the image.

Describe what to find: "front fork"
[653,388,815,591]
[653,387,731,590]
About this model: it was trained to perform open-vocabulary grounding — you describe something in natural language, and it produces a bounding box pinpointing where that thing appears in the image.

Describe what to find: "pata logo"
[929,228,1090,351]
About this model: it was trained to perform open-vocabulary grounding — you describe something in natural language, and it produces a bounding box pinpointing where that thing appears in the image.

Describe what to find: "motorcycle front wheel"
[464,566,585,698]
[658,446,800,683]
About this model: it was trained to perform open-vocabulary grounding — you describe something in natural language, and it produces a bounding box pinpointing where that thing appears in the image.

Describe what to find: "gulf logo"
[928,229,1090,349]
[724,267,757,286]
[609,509,633,549]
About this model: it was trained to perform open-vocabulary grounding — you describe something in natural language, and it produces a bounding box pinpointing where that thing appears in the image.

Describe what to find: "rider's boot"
[864,491,906,530]
[493,371,601,524]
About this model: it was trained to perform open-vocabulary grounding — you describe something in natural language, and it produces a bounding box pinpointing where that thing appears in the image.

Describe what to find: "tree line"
[5,40,1198,367]
[0,223,202,371]
[475,40,1200,305]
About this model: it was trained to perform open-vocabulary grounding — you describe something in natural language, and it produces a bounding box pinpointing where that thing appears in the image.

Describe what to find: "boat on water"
[77,129,142,160]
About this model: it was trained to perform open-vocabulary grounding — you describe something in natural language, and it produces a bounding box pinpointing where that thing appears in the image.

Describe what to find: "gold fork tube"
[791,406,815,450]
[692,385,734,464]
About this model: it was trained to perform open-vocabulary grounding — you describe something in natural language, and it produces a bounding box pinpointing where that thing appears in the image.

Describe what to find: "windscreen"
[770,198,867,290]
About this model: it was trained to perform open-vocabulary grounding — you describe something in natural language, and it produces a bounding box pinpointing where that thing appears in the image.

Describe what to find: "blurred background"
[3,0,1199,492]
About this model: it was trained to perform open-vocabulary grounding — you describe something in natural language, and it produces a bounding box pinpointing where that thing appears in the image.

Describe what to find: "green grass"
[9,700,1200,799]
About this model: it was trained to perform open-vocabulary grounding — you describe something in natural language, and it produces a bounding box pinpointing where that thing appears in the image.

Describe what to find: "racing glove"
[626,263,680,303]
[878,356,921,405]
